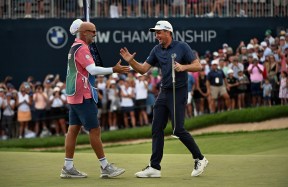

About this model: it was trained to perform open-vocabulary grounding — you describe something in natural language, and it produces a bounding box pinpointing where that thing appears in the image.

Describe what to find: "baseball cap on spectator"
[253,55,259,60]
[279,30,286,36]
[280,36,285,40]
[6,92,12,97]
[70,19,83,35]
[265,29,272,36]
[211,60,218,65]
[200,59,207,65]
[222,43,228,48]
[260,41,267,47]
[0,88,4,92]
[227,69,234,74]
[149,20,173,33]
[110,80,116,84]
[213,52,219,57]
[112,73,118,79]
[248,53,253,58]
[35,81,42,86]
[53,87,60,92]
[247,44,254,50]
[56,82,64,87]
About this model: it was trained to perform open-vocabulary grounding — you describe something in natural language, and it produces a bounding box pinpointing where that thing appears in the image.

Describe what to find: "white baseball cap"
[149,20,173,33]
[200,59,207,65]
[260,41,267,47]
[211,60,218,65]
[227,69,234,74]
[247,43,254,50]
[70,19,83,35]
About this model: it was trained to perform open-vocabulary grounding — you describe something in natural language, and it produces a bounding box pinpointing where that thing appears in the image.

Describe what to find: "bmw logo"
[46,26,68,49]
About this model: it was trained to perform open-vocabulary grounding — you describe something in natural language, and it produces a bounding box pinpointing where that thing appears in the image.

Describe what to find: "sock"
[64,158,73,170]
[99,157,108,169]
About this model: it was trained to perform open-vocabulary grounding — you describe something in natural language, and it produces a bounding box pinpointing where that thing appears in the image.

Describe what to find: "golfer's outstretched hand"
[120,47,136,63]
[112,59,130,74]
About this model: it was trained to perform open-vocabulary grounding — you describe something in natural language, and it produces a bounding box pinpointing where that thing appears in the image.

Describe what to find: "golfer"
[60,19,129,178]
[120,20,208,177]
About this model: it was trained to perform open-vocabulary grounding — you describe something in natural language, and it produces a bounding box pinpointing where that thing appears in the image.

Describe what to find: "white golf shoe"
[135,166,161,178]
[191,157,208,177]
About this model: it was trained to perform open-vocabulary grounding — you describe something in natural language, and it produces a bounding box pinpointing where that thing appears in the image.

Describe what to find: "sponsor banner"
[0,18,287,87]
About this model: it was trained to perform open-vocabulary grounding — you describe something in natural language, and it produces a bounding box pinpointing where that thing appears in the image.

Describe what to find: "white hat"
[211,60,218,65]
[280,36,285,40]
[70,19,83,35]
[222,43,228,48]
[110,80,116,84]
[213,52,219,57]
[247,44,254,50]
[112,73,118,79]
[53,87,60,92]
[227,69,234,74]
[253,55,259,60]
[200,59,207,65]
[149,20,173,33]
[56,82,64,87]
[260,41,267,47]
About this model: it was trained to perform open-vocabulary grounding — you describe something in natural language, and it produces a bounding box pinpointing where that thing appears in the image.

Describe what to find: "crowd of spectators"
[0,29,288,140]
[1,0,287,19]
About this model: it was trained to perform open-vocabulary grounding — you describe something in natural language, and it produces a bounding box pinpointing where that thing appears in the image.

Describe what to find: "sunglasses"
[86,30,96,34]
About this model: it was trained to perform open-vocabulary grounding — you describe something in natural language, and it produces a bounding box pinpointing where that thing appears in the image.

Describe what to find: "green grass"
[0,130,287,187]
[0,105,287,149]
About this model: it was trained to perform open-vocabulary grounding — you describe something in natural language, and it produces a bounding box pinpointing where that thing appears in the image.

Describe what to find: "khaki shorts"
[210,85,227,99]
[17,111,32,122]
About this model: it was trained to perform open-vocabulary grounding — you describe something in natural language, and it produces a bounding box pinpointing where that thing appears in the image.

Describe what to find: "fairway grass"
[0,130,287,187]
[0,153,287,187]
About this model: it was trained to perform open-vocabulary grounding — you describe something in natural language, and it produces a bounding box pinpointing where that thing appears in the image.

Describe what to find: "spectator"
[37,0,45,18]
[66,0,76,18]
[186,72,195,117]
[16,82,33,138]
[126,0,140,17]
[279,71,288,105]
[23,0,32,18]
[172,0,185,17]
[33,84,50,137]
[219,58,229,76]
[236,0,248,17]
[248,56,264,107]
[49,87,67,136]
[273,0,287,17]
[155,0,171,18]
[194,65,211,115]
[186,0,199,17]
[227,69,239,110]
[207,61,230,113]
[0,0,5,18]
[252,0,266,17]
[106,79,119,130]
[120,80,136,128]
[261,78,272,106]
[228,56,244,78]
[2,92,16,139]
[109,0,122,18]
[95,0,109,17]
[96,75,108,130]
[206,0,226,17]
[143,0,153,17]
[265,29,275,45]
[135,73,149,126]
[237,70,249,109]
[0,88,6,139]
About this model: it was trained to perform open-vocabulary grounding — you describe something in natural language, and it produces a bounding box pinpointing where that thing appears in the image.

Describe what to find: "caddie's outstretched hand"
[112,59,130,74]
[120,47,136,63]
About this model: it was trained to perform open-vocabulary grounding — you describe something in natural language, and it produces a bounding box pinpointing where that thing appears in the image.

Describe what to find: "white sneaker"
[100,163,125,178]
[206,12,214,17]
[135,166,161,178]
[191,157,208,177]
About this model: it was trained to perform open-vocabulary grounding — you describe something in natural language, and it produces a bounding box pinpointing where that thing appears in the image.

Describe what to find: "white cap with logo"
[149,20,173,33]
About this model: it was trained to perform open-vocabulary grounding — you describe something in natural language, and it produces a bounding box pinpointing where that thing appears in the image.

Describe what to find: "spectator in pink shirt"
[248,55,264,107]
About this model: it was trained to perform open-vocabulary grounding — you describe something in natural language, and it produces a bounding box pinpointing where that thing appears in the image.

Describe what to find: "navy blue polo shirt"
[146,41,196,89]
[207,69,226,86]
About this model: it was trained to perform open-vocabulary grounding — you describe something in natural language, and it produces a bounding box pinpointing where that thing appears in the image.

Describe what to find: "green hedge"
[0,105,287,149]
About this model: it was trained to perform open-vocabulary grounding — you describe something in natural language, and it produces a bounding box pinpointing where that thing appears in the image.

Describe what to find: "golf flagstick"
[171,53,179,139]
[83,0,104,67]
